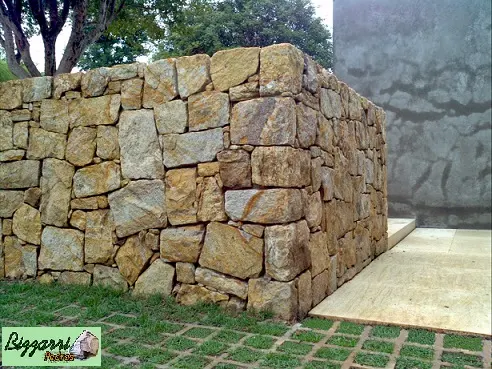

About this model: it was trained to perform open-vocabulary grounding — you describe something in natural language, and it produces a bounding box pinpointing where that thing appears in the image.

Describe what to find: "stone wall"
[0,44,387,320]
[333,0,492,228]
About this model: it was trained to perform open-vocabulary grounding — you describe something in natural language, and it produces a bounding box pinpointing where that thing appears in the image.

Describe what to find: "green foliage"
[156,0,332,69]
[407,329,436,345]
[362,340,395,354]
[0,60,17,82]
[354,352,390,367]
[443,334,483,351]
[370,325,401,338]
[302,318,334,330]
[399,344,434,360]
[440,351,482,367]
[336,322,365,335]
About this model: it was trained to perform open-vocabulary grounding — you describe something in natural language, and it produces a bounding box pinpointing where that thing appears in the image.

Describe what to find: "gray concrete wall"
[334,0,492,228]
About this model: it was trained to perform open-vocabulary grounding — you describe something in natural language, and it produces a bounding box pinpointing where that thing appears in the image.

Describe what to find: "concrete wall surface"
[334,0,492,228]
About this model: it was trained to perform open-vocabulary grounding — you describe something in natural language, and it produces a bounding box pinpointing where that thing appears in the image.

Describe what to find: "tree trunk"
[43,36,57,76]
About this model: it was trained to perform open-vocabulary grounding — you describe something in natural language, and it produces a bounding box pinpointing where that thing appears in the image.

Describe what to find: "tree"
[156,0,333,69]
[78,0,184,70]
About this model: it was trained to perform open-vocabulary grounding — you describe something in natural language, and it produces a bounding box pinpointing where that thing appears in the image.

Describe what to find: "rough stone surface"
[225,189,303,224]
[259,43,304,96]
[264,220,310,282]
[121,78,143,110]
[176,54,211,98]
[23,77,52,102]
[70,210,86,230]
[188,91,229,131]
[162,128,224,168]
[165,168,197,225]
[0,190,24,217]
[12,204,41,245]
[40,159,74,226]
[27,128,66,160]
[96,126,119,160]
[320,88,342,119]
[195,267,248,299]
[0,160,40,189]
[176,262,196,284]
[217,149,252,188]
[199,222,263,279]
[297,270,312,319]
[230,97,296,145]
[308,231,330,277]
[0,149,25,162]
[93,265,128,291]
[58,271,91,286]
[296,104,318,148]
[160,225,204,263]
[312,269,330,306]
[66,127,96,166]
[115,235,153,285]
[39,226,84,271]
[177,284,228,305]
[230,82,259,102]
[69,95,120,128]
[133,259,175,296]
[305,191,323,228]
[81,68,110,97]
[4,236,37,278]
[13,121,28,149]
[53,72,82,99]
[247,278,298,320]
[197,162,220,177]
[73,161,120,198]
[197,176,227,222]
[40,99,69,134]
[251,147,311,187]
[154,100,187,134]
[211,47,260,91]
[119,110,164,179]
[85,210,114,264]
[0,80,23,109]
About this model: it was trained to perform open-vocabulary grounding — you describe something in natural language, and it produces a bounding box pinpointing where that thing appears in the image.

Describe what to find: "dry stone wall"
[0,44,388,320]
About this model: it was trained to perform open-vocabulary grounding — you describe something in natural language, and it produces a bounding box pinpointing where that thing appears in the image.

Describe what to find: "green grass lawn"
[0,281,489,369]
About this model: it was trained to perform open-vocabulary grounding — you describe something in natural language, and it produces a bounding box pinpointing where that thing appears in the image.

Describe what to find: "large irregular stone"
[199,222,263,279]
[96,126,119,160]
[0,190,24,217]
[197,176,226,222]
[81,68,110,97]
[324,199,354,240]
[247,278,298,320]
[320,167,334,201]
[225,189,303,224]
[229,82,260,102]
[4,236,37,278]
[0,111,13,151]
[251,147,310,187]
[66,127,96,166]
[23,76,52,102]
[308,232,330,277]
[115,235,153,285]
[259,43,304,96]
[188,91,229,131]
[108,180,167,238]
[143,59,178,108]
[13,121,28,149]
[195,267,248,299]
[264,220,310,282]
[177,284,228,305]
[69,95,120,128]
[162,128,223,168]
[70,195,107,210]
[165,168,197,225]
[40,159,74,226]
[316,115,335,153]
[305,191,323,228]
[230,97,296,145]
[154,100,187,134]
[12,204,41,245]
[40,99,69,134]
[70,210,86,230]
[121,78,143,110]
[211,47,260,91]
[27,128,66,160]
[10,110,30,122]
[0,149,24,162]
[303,54,319,93]
[39,226,84,271]
[0,80,23,109]
[297,270,312,319]
[119,110,164,179]
[160,225,205,263]
[85,210,114,264]
[108,63,139,80]
[0,160,40,189]
[312,269,329,306]
[296,104,318,148]
[93,265,128,291]
[217,149,251,188]
[53,72,82,99]
[320,88,342,119]
[176,54,211,98]
[73,161,121,198]
[348,88,363,121]
[58,271,91,286]
[176,262,196,284]
[133,259,175,296]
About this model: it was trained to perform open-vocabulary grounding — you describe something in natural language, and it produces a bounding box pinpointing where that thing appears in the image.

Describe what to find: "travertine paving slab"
[387,218,415,248]
[310,228,492,336]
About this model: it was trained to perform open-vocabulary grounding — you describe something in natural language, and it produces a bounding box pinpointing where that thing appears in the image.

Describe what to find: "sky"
[29,0,334,72]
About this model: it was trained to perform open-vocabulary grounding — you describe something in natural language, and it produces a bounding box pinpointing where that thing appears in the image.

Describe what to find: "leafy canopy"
[156,0,333,69]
